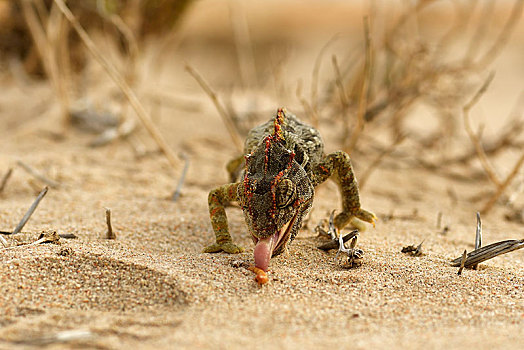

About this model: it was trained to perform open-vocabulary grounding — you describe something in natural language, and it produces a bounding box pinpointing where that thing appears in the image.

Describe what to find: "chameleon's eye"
[276,178,296,208]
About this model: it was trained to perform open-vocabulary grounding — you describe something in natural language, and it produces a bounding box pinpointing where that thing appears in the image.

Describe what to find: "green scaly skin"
[204,108,375,257]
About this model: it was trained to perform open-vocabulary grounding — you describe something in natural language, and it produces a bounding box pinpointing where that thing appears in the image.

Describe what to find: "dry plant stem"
[0,235,8,248]
[473,212,482,269]
[310,34,341,126]
[185,64,243,152]
[451,239,524,268]
[0,168,13,194]
[172,155,190,202]
[463,72,500,187]
[331,55,351,140]
[346,16,372,155]
[474,0,524,70]
[318,230,359,251]
[475,212,482,250]
[457,249,467,275]
[229,0,258,89]
[1,231,59,252]
[482,152,524,214]
[105,208,115,239]
[17,160,60,188]
[296,80,319,126]
[359,134,405,189]
[21,0,70,124]
[464,0,494,62]
[12,330,93,346]
[11,187,48,235]
[51,0,179,170]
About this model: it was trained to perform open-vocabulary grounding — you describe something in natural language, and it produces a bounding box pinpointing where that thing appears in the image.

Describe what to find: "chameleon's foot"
[203,241,244,254]
[334,208,377,230]
[355,208,377,228]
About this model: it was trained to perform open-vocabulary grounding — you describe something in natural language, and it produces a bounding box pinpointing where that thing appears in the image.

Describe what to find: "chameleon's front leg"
[204,182,244,254]
[312,151,376,230]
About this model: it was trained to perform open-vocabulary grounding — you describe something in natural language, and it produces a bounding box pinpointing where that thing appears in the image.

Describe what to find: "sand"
[0,1,523,349]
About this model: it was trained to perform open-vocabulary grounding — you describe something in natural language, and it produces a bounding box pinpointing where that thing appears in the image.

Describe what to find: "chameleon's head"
[238,131,314,272]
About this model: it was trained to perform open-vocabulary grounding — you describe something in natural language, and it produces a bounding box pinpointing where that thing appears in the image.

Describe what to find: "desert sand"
[0,1,523,349]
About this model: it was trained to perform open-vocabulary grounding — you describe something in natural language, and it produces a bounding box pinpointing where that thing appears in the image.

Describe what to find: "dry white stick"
[0,235,8,248]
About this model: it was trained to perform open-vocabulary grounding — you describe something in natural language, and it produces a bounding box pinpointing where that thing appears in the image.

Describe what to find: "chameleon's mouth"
[253,211,298,272]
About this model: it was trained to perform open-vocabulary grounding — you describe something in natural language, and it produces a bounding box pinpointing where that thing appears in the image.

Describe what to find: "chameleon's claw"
[203,242,244,254]
[356,208,377,228]
[334,208,376,231]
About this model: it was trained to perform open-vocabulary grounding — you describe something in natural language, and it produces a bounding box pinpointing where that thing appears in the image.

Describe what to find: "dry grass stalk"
[331,54,352,142]
[229,0,258,89]
[17,160,60,188]
[1,230,60,251]
[473,0,524,70]
[0,168,13,194]
[359,134,405,189]
[105,208,115,239]
[482,152,524,214]
[309,34,341,127]
[21,0,70,125]
[473,212,482,269]
[172,154,190,202]
[52,0,179,170]
[457,249,467,275]
[345,16,372,155]
[452,239,524,269]
[0,234,8,248]
[463,72,501,187]
[185,64,244,152]
[462,73,524,213]
[11,187,49,236]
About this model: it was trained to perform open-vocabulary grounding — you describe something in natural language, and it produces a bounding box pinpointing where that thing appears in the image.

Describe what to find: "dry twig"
[1,230,60,251]
[105,208,115,239]
[463,72,500,186]
[185,64,244,152]
[346,16,372,154]
[17,160,60,188]
[482,152,524,214]
[0,168,13,194]
[172,154,190,202]
[452,239,524,269]
[52,0,179,170]
[10,187,49,235]
[401,241,424,257]
[457,249,467,275]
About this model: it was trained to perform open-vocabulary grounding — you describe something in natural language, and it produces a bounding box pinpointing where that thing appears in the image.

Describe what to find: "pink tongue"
[254,234,277,272]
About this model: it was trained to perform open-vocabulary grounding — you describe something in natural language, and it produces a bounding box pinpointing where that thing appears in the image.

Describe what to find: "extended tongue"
[253,233,278,272]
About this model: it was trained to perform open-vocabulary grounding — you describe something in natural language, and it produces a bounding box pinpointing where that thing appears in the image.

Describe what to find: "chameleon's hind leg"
[204,182,244,254]
[312,151,376,230]
[226,155,245,183]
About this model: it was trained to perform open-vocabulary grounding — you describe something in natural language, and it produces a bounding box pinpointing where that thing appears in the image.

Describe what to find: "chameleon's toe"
[356,208,377,228]
[334,209,376,230]
[203,242,244,254]
[334,211,351,230]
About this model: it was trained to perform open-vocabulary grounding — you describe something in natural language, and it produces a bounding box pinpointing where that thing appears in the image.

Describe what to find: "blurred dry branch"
[319,0,524,162]
[52,0,180,170]
[21,0,71,124]
[345,16,372,155]
[185,64,244,152]
[462,73,524,214]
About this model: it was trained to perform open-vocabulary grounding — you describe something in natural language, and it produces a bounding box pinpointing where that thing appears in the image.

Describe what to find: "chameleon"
[204,107,376,272]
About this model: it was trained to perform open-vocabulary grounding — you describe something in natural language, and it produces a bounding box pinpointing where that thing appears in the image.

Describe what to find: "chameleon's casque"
[205,108,375,272]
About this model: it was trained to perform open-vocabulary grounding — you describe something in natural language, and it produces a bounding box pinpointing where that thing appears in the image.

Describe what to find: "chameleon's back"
[244,109,324,175]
